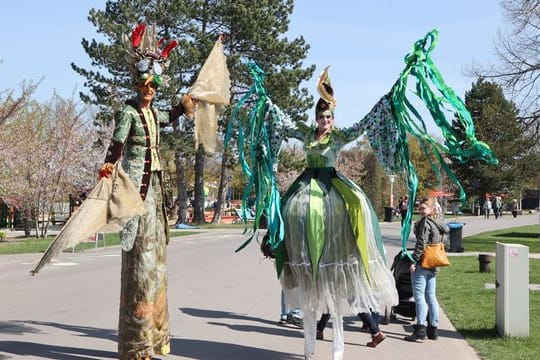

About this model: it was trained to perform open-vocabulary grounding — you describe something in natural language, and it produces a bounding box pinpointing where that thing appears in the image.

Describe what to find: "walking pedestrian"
[482,197,492,219]
[511,199,519,218]
[399,196,409,226]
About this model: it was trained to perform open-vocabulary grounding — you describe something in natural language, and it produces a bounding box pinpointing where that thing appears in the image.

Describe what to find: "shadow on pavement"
[0,320,117,359]
[0,321,41,335]
[180,307,304,338]
[170,338,303,360]
[18,320,117,342]
[0,341,116,360]
[206,320,304,338]
[180,307,275,324]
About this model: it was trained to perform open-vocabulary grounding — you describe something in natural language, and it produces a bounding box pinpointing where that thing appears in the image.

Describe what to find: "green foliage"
[438,256,540,360]
[73,0,315,124]
[452,78,539,198]
[73,0,316,221]
[462,224,540,253]
[0,231,6,242]
[278,143,305,173]
[359,151,386,217]
[406,135,441,198]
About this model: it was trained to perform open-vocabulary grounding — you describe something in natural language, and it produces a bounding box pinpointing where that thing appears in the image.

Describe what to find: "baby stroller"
[389,249,416,321]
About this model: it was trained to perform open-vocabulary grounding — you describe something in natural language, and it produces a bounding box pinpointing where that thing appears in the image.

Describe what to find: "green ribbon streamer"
[389,29,498,257]
[224,62,285,253]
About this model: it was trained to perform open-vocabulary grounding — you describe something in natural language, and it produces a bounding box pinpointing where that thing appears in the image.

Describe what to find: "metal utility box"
[495,243,529,337]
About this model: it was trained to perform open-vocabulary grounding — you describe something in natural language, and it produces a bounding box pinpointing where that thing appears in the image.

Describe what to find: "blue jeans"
[280,291,301,319]
[317,311,380,335]
[358,311,380,335]
[411,265,439,327]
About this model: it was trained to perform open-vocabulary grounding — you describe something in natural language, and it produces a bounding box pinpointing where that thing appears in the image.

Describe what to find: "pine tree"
[451,78,539,201]
[72,0,315,223]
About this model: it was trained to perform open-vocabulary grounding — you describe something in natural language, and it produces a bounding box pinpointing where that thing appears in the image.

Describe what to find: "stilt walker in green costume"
[278,67,398,360]
[100,23,195,360]
[226,63,398,360]
[228,30,497,360]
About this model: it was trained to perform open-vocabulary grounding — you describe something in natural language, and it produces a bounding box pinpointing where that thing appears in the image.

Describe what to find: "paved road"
[0,214,537,359]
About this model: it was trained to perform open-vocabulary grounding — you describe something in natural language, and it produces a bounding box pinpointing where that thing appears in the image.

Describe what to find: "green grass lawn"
[0,230,197,255]
[462,225,540,253]
[438,256,539,360]
[440,224,540,360]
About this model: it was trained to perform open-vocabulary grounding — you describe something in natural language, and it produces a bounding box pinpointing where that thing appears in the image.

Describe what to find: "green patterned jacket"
[104,99,185,248]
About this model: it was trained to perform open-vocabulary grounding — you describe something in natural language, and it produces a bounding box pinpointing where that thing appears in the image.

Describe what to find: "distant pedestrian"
[511,199,519,218]
[493,196,503,219]
[399,196,409,226]
[433,198,442,220]
[482,197,492,219]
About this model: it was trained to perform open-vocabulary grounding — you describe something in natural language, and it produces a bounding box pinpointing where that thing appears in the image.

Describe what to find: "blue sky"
[1,0,503,130]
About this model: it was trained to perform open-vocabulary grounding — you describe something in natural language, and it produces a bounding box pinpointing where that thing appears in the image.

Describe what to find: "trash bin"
[478,254,493,272]
[447,222,465,252]
[384,206,394,222]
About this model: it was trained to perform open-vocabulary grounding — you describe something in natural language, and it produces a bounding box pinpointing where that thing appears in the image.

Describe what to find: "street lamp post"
[389,174,396,207]
[537,185,540,239]
[383,174,397,223]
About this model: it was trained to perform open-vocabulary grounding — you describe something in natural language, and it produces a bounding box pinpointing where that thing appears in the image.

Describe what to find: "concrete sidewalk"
[0,214,537,359]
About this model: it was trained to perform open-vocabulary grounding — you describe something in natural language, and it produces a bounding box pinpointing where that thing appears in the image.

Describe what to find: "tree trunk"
[40,207,50,238]
[192,144,206,223]
[211,151,229,224]
[175,148,189,224]
[22,205,33,238]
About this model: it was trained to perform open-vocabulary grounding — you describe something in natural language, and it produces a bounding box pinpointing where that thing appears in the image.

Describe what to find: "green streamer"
[388,29,498,256]
[224,62,286,253]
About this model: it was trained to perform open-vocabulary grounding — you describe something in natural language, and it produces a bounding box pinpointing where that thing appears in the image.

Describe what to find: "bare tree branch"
[0,80,39,126]
[467,0,540,135]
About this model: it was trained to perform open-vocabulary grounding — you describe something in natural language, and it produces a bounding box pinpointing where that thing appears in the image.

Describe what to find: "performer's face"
[136,82,157,102]
[317,110,334,133]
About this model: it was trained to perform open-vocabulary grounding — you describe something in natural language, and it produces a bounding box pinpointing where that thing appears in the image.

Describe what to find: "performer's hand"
[409,264,416,273]
[181,94,198,120]
[217,33,227,42]
[99,163,114,179]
